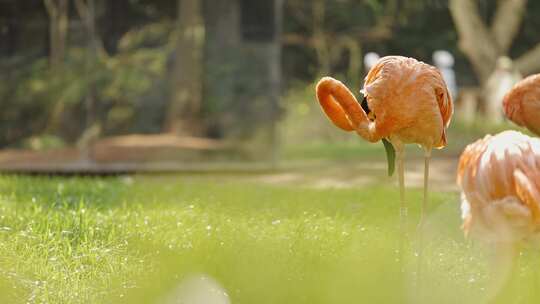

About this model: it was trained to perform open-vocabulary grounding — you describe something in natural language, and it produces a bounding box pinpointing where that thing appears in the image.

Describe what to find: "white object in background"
[484,57,522,123]
[363,52,380,72]
[433,50,458,100]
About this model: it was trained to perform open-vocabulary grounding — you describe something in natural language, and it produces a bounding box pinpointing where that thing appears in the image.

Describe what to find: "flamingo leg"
[416,148,432,293]
[420,148,432,229]
[398,149,406,232]
[395,143,406,265]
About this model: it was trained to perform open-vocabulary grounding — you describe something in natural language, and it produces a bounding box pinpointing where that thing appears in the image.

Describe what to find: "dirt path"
[0,138,460,192]
[254,157,460,192]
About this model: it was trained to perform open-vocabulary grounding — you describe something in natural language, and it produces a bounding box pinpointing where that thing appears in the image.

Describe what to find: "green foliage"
[21,134,66,151]
[0,21,174,146]
[117,21,174,52]
[283,0,469,85]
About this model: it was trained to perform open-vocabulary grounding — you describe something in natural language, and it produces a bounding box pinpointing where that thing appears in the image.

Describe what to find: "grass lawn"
[1,174,539,303]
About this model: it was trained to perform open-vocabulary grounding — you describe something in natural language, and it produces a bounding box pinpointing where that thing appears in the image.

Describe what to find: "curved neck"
[316,77,381,142]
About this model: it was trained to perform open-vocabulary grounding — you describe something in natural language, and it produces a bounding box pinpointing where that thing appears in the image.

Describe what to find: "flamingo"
[457,130,540,300]
[457,130,540,241]
[315,56,453,236]
[503,73,540,136]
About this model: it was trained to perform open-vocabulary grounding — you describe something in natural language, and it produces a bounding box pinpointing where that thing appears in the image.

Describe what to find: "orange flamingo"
[316,56,453,232]
[457,130,540,241]
[503,74,540,136]
[457,130,540,300]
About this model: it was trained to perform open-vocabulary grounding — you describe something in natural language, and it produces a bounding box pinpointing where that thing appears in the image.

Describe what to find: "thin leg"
[420,149,431,229]
[396,146,406,265]
[396,146,406,231]
[416,148,432,294]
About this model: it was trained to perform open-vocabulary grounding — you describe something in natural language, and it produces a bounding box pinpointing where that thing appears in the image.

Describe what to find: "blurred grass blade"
[382,138,395,176]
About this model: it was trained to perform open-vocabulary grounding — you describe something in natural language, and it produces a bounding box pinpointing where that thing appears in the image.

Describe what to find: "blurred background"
[0,0,539,172]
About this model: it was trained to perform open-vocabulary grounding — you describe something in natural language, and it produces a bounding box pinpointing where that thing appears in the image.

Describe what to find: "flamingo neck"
[354,121,382,143]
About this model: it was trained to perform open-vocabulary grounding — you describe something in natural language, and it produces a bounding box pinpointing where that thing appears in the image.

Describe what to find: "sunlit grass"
[0,174,539,303]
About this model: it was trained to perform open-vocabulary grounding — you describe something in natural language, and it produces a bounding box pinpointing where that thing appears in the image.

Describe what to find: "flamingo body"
[316,56,453,150]
[503,74,540,136]
[363,56,453,149]
[457,130,540,242]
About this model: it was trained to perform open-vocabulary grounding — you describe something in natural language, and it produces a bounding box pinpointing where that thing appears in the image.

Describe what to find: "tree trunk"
[44,0,69,68]
[312,0,330,75]
[449,0,499,83]
[202,0,241,138]
[449,0,536,122]
[75,0,105,56]
[490,0,527,54]
[74,0,105,159]
[269,0,284,166]
[449,0,532,83]
[165,0,205,135]
[515,43,540,75]
[43,0,69,133]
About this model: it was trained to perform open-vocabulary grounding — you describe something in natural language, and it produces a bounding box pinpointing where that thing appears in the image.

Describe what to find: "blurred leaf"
[118,21,174,52]
[21,134,66,151]
[382,138,395,177]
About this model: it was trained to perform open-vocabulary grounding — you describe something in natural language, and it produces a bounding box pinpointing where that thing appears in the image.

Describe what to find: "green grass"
[1,174,539,303]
